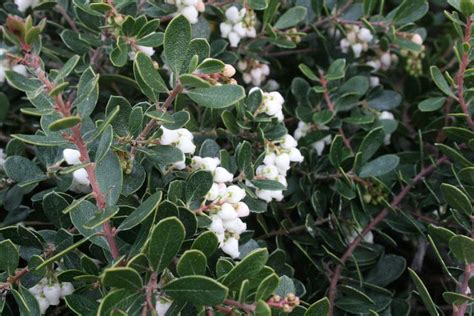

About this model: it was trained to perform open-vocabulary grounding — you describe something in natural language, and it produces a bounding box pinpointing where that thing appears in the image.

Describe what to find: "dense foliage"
[1,0,474,315]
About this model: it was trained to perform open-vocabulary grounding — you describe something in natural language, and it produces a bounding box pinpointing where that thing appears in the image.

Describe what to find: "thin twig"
[455,17,473,130]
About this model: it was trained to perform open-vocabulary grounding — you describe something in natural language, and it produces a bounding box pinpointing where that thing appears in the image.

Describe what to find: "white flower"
[225,6,242,23]
[246,27,257,38]
[256,189,284,202]
[228,32,241,47]
[369,76,380,87]
[379,111,394,120]
[209,215,225,234]
[0,149,6,170]
[206,183,220,201]
[233,22,247,37]
[357,28,373,42]
[221,236,240,258]
[173,159,187,170]
[411,33,423,45]
[60,282,74,298]
[35,295,50,315]
[340,38,350,53]
[63,149,81,165]
[181,5,199,24]
[136,45,155,57]
[263,152,276,166]
[214,167,234,183]
[14,0,38,12]
[183,0,197,5]
[222,64,236,77]
[225,185,246,203]
[294,121,311,140]
[288,148,304,162]
[155,297,172,316]
[235,202,250,217]
[43,283,61,305]
[256,164,279,179]
[160,127,180,145]
[274,153,290,173]
[223,217,247,234]
[73,168,90,186]
[176,137,196,154]
[366,60,381,71]
[220,22,233,37]
[280,135,298,149]
[28,283,44,296]
[380,52,392,70]
[200,157,220,172]
[351,43,363,58]
[218,203,238,221]
[347,228,374,244]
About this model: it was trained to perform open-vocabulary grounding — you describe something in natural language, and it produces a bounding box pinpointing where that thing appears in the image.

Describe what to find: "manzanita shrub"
[2,0,474,315]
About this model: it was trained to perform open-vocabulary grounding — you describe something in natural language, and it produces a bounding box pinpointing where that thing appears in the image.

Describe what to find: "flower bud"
[63,149,81,165]
[411,33,423,45]
[225,185,246,203]
[235,202,250,217]
[222,64,236,78]
[60,282,74,298]
[35,295,50,314]
[218,203,238,221]
[214,167,234,183]
[221,236,240,258]
[73,168,90,186]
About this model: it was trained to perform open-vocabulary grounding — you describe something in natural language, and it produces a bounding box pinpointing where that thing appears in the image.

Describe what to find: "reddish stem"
[319,73,353,152]
[327,155,448,315]
[455,17,473,130]
[24,54,121,260]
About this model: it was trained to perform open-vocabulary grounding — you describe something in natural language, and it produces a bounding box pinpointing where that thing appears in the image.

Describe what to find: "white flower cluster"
[155,297,172,316]
[191,156,249,258]
[128,44,155,61]
[159,126,196,169]
[378,111,395,145]
[252,88,284,122]
[220,6,257,47]
[14,0,38,12]
[251,134,303,203]
[28,279,74,314]
[0,48,27,84]
[366,52,398,87]
[294,122,332,156]
[238,59,270,86]
[62,149,90,193]
[165,0,205,24]
[340,25,373,58]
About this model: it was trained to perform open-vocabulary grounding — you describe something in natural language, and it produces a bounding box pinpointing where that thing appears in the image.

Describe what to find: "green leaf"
[359,154,399,178]
[191,231,219,257]
[65,294,99,315]
[408,268,439,316]
[83,206,119,229]
[0,240,19,275]
[187,85,245,109]
[274,6,307,29]
[430,66,456,99]
[305,297,330,316]
[443,291,474,305]
[392,0,429,25]
[249,0,268,10]
[134,52,169,95]
[222,248,269,290]
[12,133,67,146]
[4,156,47,185]
[357,127,385,164]
[255,273,279,301]
[73,68,99,117]
[5,71,42,92]
[70,200,109,249]
[196,58,225,74]
[102,267,143,290]
[95,125,114,163]
[365,255,406,287]
[42,192,72,228]
[177,249,207,276]
[441,183,472,215]
[164,15,191,74]
[255,300,271,315]
[250,179,286,190]
[97,289,142,316]
[34,236,92,270]
[12,285,41,316]
[55,55,80,83]
[96,151,122,206]
[298,64,318,81]
[48,115,81,131]
[185,170,214,204]
[418,97,446,112]
[147,217,185,273]
[460,0,474,15]
[449,235,474,263]
[326,59,346,81]
[118,191,162,231]
[163,275,228,305]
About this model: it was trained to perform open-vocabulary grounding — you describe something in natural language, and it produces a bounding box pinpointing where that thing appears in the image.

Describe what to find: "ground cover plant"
[1,0,474,315]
